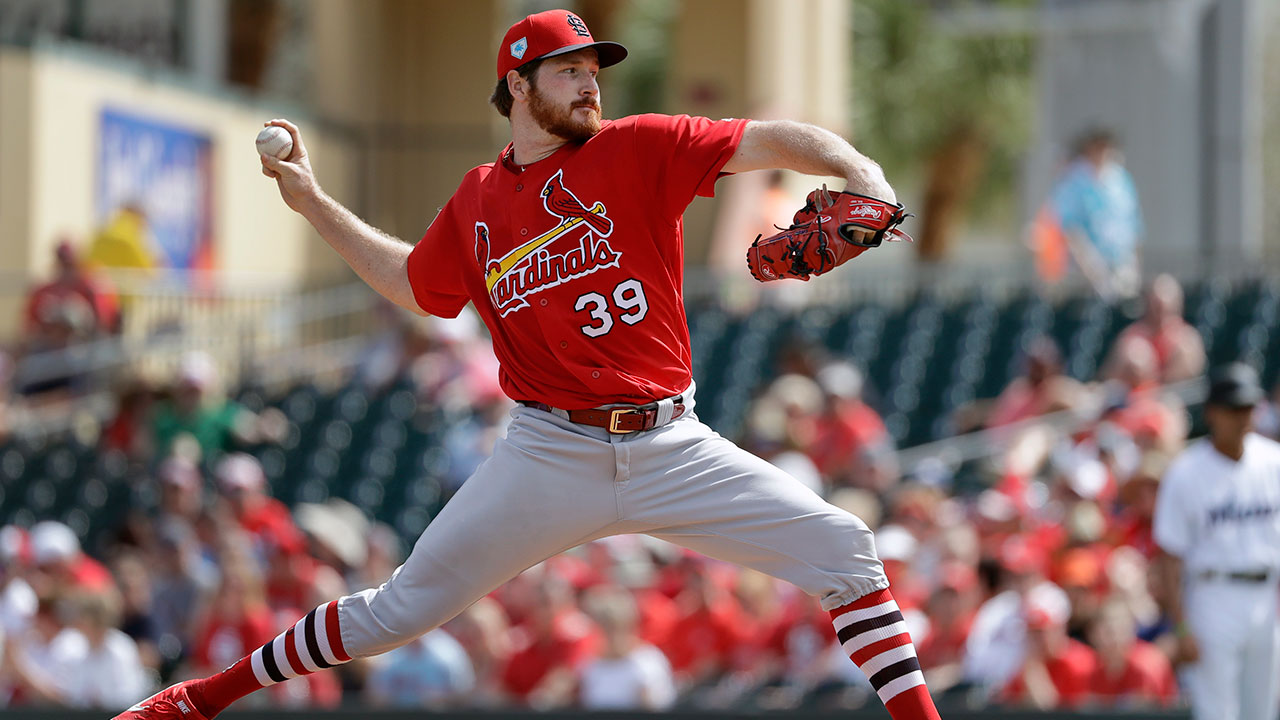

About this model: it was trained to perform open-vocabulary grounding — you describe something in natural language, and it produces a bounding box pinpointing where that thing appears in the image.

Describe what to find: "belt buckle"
[608,407,635,434]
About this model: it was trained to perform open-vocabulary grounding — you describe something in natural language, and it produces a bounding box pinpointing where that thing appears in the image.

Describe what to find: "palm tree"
[853,0,1035,263]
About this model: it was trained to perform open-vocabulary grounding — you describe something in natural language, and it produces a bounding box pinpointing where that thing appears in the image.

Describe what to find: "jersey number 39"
[574,279,648,337]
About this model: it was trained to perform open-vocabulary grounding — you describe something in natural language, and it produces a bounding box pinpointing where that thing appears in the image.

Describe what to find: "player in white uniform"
[1154,362,1280,720]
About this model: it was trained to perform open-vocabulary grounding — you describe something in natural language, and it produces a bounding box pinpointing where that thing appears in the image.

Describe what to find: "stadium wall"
[0,43,356,335]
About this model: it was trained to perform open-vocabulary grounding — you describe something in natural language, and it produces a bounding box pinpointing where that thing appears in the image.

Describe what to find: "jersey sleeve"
[1152,460,1193,557]
[406,196,471,318]
[631,113,749,221]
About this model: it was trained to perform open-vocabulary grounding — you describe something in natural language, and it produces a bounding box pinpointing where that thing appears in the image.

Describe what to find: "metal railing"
[4,271,383,442]
[895,377,1208,476]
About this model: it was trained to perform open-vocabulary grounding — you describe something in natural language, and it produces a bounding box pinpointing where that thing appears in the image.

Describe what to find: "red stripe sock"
[186,600,352,717]
[829,588,940,720]
[186,656,260,718]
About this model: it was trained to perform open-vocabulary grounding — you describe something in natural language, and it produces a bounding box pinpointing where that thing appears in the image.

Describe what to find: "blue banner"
[97,109,214,270]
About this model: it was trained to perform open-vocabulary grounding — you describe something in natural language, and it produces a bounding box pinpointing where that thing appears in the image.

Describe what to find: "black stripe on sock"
[836,609,905,646]
[260,639,288,684]
[304,607,333,669]
[867,656,922,691]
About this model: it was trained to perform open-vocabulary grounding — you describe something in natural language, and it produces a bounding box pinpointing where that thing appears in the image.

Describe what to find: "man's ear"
[508,69,530,102]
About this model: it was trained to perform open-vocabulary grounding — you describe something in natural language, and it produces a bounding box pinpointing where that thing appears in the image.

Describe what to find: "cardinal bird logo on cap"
[541,170,613,237]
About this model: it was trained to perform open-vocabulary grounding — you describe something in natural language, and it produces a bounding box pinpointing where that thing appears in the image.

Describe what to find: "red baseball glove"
[746,187,913,282]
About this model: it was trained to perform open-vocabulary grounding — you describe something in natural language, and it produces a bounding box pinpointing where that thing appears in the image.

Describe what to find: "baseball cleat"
[112,680,211,720]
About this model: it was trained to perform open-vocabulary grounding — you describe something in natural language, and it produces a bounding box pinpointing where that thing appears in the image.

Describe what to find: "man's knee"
[338,586,451,658]
[812,511,888,610]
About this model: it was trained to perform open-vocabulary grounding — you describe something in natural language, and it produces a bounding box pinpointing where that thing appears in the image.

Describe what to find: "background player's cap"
[1206,362,1264,408]
[498,9,628,80]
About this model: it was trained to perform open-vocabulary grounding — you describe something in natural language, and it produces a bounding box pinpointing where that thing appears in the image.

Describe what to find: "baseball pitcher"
[116,10,935,720]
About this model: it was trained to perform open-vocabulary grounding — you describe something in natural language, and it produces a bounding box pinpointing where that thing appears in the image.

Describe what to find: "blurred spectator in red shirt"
[155,455,205,528]
[631,583,679,650]
[111,552,161,671]
[289,500,363,606]
[1110,451,1169,558]
[730,570,792,678]
[987,338,1085,429]
[445,597,512,708]
[1052,545,1106,642]
[808,361,893,490]
[1086,597,1175,707]
[101,376,156,460]
[661,558,746,685]
[412,311,504,415]
[1001,595,1098,709]
[1100,335,1185,453]
[963,537,1068,695]
[875,524,928,612]
[23,239,116,341]
[215,453,304,562]
[578,584,676,710]
[1112,274,1205,383]
[16,242,112,397]
[27,521,114,596]
[0,352,12,443]
[743,374,824,495]
[917,562,979,693]
[500,570,600,707]
[188,558,274,677]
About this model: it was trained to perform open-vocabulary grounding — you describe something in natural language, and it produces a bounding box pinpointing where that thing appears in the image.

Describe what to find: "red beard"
[529,88,601,143]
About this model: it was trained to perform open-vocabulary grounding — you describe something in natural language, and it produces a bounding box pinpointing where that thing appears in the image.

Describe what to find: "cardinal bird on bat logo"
[541,170,613,237]
[480,171,621,317]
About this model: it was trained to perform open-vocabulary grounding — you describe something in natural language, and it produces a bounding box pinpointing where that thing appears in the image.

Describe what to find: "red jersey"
[407,114,748,408]
[192,606,275,672]
[661,599,747,674]
[1088,641,1176,707]
[1002,639,1098,708]
[501,610,601,698]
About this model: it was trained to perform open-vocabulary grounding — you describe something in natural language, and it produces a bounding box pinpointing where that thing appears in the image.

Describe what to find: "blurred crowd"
[0,267,1279,713]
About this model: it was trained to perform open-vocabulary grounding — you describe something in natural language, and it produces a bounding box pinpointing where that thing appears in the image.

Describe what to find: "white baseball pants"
[1184,577,1280,720]
[336,395,888,658]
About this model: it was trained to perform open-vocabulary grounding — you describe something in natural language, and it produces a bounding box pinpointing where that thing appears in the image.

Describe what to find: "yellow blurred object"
[86,207,156,271]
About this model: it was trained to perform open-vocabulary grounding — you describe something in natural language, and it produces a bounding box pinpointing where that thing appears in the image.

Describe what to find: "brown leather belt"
[520,396,686,434]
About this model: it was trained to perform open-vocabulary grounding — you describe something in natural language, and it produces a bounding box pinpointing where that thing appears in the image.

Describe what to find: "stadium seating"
[2,278,1277,551]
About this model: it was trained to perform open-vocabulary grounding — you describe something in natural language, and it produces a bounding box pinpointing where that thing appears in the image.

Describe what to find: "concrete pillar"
[1202,0,1264,271]
[308,0,505,241]
[1028,0,1210,276]
[0,49,35,336]
[185,0,227,83]
[666,0,853,265]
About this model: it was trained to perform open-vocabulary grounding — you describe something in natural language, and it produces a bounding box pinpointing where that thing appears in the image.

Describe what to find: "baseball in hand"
[256,125,293,160]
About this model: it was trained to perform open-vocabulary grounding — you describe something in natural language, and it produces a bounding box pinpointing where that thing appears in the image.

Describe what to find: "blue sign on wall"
[98,109,214,270]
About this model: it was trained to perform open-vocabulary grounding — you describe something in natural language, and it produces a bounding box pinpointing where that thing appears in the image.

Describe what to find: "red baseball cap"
[497,9,627,80]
